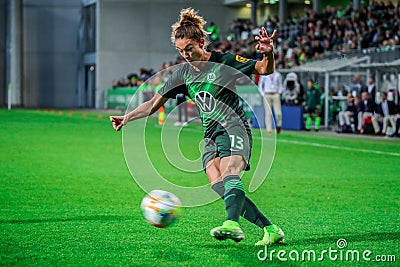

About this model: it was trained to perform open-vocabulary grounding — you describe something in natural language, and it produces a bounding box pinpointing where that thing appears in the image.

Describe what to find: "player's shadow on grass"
[289,232,400,246]
[0,215,132,225]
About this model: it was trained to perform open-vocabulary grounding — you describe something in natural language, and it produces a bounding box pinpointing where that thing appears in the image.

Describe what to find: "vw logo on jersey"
[207,73,216,83]
[195,91,216,113]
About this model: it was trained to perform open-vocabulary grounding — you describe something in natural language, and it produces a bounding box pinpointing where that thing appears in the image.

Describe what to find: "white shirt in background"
[258,71,284,95]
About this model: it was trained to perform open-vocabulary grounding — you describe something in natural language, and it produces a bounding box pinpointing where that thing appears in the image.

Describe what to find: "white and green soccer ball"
[140,190,182,228]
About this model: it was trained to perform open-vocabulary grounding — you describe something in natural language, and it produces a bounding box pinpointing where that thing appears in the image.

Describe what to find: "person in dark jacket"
[372,91,397,135]
[338,93,357,133]
[357,91,376,132]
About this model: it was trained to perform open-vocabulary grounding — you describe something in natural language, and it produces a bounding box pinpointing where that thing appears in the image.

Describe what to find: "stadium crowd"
[113,2,399,85]
[212,2,400,68]
[111,1,400,137]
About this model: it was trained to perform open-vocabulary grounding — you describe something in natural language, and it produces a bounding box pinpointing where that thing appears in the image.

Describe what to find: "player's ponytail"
[171,8,210,46]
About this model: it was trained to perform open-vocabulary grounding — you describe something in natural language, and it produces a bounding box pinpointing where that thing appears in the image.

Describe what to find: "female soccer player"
[110,8,284,246]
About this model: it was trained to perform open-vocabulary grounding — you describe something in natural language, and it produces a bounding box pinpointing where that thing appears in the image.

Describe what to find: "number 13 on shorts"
[229,134,244,150]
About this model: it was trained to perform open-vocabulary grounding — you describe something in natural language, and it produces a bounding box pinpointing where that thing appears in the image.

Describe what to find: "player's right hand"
[109,115,126,131]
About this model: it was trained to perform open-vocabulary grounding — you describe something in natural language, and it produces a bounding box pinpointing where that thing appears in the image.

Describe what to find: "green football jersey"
[305,88,321,109]
[158,51,257,138]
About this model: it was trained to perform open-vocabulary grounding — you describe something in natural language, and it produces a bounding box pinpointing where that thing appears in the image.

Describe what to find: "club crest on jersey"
[235,55,250,63]
[207,73,216,82]
[195,91,216,113]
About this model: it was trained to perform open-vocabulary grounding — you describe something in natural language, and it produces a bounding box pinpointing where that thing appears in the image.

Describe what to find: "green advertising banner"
[107,87,137,110]
[107,86,263,118]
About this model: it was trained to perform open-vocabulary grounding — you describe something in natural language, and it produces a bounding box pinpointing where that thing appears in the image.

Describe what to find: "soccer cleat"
[210,220,245,243]
[254,224,285,246]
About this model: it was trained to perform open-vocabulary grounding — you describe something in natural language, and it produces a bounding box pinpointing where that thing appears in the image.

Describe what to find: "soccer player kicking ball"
[110,8,284,246]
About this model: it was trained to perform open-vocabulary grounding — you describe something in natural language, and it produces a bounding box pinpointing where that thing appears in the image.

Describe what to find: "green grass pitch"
[0,109,399,266]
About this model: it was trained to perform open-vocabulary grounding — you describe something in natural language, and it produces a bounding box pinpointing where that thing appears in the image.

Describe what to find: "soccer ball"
[140,190,182,228]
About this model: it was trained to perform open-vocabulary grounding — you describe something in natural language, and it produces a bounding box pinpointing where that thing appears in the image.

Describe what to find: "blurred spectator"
[304,79,321,131]
[336,85,348,97]
[354,95,361,129]
[174,94,188,127]
[392,103,400,137]
[372,91,397,135]
[357,91,376,133]
[140,68,153,81]
[351,74,366,97]
[338,92,357,133]
[112,79,121,89]
[320,87,336,124]
[335,85,348,111]
[127,73,139,87]
[112,77,129,89]
[207,22,220,42]
[364,76,377,103]
[258,70,284,134]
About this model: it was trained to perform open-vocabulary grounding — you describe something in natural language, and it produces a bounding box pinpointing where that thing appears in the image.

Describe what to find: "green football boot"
[255,224,285,246]
[210,220,245,243]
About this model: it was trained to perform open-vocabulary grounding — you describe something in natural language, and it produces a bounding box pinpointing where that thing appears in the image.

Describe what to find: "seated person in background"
[336,85,348,97]
[335,85,348,111]
[372,91,397,135]
[393,103,400,137]
[304,79,321,131]
[357,91,376,133]
[338,93,357,133]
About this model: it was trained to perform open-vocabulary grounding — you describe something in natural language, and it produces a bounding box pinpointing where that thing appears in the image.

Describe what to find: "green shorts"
[202,123,252,171]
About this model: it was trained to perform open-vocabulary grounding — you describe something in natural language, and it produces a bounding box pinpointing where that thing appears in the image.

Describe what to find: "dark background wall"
[23,0,81,108]
[0,0,6,106]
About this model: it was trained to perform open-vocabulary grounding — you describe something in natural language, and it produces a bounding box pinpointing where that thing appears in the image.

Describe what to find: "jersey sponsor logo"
[207,73,216,82]
[235,55,250,63]
[195,91,216,113]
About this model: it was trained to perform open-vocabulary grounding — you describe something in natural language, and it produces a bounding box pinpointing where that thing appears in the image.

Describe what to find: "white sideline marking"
[167,125,400,157]
[255,136,400,157]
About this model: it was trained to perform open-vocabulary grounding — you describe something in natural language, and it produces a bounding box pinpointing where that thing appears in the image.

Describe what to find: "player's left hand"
[255,27,277,55]
[110,115,127,131]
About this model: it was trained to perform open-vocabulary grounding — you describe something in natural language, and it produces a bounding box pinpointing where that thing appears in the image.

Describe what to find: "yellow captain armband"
[235,55,250,63]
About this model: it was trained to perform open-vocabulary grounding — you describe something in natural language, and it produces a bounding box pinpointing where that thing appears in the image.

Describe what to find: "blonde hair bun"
[171,8,210,44]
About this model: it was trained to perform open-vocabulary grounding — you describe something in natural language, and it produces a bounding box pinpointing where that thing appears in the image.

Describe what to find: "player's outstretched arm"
[254,27,277,75]
[109,93,168,131]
